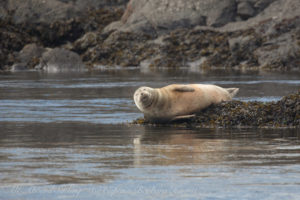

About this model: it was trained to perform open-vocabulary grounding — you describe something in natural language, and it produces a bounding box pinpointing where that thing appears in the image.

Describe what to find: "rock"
[18,44,44,60]
[15,43,45,69]
[107,0,236,35]
[36,48,84,72]
[237,1,255,19]
[103,21,124,34]
[228,35,262,66]
[8,43,49,71]
[206,0,236,27]
[254,0,277,11]
[72,32,98,53]
[254,31,300,70]
[250,16,300,70]
[11,63,28,71]
[223,0,300,32]
[236,0,276,12]
[229,36,250,51]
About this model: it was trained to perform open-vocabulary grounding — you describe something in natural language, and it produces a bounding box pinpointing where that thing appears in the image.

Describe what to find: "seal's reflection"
[132,126,227,167]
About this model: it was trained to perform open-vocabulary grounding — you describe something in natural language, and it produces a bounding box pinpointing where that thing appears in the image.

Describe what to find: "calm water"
[0,68,300,199]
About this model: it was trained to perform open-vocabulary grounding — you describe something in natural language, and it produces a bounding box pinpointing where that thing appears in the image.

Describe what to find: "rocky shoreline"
[132,90,300,128]
[0,0,299,71]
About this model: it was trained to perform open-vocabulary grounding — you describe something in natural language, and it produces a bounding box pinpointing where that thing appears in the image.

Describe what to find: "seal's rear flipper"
[226,88,239,98]
[170,114,196,122]
[173,86,195,92]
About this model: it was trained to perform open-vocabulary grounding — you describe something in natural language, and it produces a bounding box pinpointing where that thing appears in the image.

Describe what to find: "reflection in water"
[0,123,299,187]
[133,132,227,167]
[0,122,300,199]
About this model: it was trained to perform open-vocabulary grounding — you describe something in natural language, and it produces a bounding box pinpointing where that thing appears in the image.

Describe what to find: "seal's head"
[134,87,155,112]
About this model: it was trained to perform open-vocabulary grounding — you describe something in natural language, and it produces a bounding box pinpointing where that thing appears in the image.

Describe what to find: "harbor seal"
[134,84,239,123]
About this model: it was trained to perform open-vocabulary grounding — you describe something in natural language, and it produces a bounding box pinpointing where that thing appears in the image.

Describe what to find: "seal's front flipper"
[170,114,196,122]
[173,86,195,92]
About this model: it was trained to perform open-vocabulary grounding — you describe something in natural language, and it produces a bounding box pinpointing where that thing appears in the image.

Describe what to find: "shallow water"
[0,69,300,199]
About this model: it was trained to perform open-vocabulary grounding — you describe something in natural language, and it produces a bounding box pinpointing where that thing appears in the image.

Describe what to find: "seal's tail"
[226,88,239,98]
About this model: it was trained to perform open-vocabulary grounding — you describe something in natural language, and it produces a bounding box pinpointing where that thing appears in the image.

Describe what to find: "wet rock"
[13,43,45,70]
[11,63,28,71]
[133,90,300,128]
[36,48,84,72]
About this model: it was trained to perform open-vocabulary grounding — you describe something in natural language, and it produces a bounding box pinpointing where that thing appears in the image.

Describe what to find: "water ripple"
[0,99,140,124]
